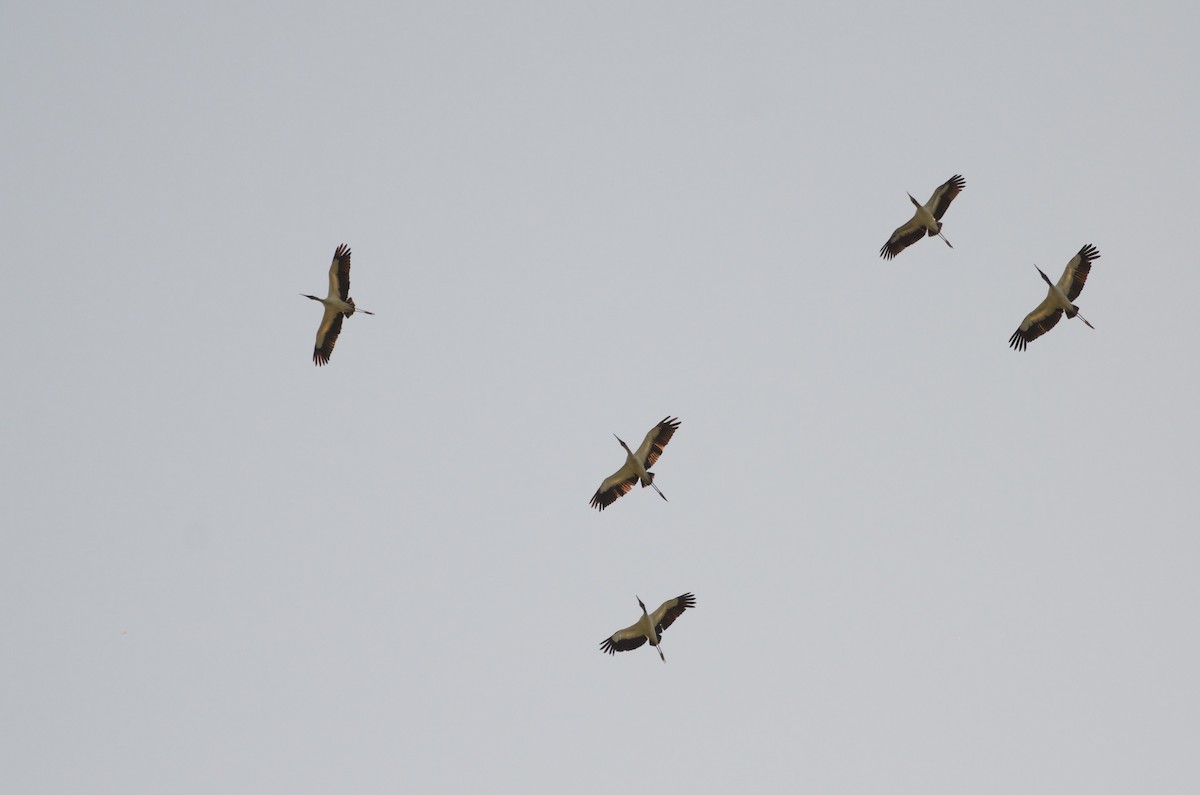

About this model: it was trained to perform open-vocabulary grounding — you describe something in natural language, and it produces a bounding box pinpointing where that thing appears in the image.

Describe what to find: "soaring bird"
[590,417,681,511]
[302,244,374,366]
[600,593,696,663]
[880,174,966,259]
[1009,244,1099,351]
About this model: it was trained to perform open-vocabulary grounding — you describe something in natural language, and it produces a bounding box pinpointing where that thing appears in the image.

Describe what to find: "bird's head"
[301,294,320,301]
[1035,266,1053,285]
[614,434,629,450]
[636,596,647,613]
[907,192,921,208]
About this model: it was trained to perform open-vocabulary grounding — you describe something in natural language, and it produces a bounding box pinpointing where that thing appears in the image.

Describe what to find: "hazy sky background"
[3,2,1198,792]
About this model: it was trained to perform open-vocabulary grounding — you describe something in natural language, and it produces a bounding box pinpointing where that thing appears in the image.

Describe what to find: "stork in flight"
[1009,244,1099,351]
[302,243,374,366]
[600,593,696,663]
[589,416,681,511]
[880,174,966,259]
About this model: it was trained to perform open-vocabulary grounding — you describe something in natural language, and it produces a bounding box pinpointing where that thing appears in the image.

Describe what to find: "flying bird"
[590,416,680,511]
[880,174,966,259]
[302,244,374,366]
[1009,244,1099,351]
[600,593,696,663]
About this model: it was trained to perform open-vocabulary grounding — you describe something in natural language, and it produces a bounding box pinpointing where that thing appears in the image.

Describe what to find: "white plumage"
[880,175,966,259]
[590,417,681,511]
[302,244,374,366]
[1009,244,1099,351]
[600,593,696,663]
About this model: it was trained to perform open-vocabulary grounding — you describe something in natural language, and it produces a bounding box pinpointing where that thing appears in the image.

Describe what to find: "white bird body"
[600,593,696,663]
[322,295,355,315]
[880,175,966,260]
[910,201,937,235]
[1045,277,1073,310]
[590,417,681,511]
[621,444,652,488]
[302,244,374,366]
[1009,244,1099,351]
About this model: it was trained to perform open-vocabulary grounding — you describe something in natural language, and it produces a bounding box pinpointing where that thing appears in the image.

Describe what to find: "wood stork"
[302,244,374,366]
[1009,244,1099,351]
[600,593,696,663]
[589,416,681,511]
[880,174,966,259]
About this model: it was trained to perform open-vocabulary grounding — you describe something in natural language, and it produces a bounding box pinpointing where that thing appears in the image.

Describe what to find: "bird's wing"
[328,244,352,302]
[928,174,966,220]
[313,306,344,366]
[1008,295,1063,351]
[633,416,681,470]
[650,592,696,636]
[880,215,927,260]
[1057,243,1099,301]
[590,462,639,511]
[600,620,649,654]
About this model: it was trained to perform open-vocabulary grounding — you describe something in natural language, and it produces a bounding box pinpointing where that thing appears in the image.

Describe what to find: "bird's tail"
[644,473,668,502]
[347,297,375,316]
[936,222,953,249]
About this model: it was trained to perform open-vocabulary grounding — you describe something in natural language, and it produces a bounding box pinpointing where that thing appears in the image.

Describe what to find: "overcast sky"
[3,2,1199,793]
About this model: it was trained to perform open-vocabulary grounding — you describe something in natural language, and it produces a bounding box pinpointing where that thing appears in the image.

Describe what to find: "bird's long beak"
[908,192,920,207]
[614,435,625,446]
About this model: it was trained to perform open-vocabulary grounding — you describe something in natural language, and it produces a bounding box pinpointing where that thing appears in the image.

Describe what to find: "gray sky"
[3,2,1198,792]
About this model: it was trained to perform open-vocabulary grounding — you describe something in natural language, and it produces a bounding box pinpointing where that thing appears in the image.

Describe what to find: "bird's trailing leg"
[657,643,665,663]
[937,229,954,248]
[648,480,668,502]
[1076,311,1095,329]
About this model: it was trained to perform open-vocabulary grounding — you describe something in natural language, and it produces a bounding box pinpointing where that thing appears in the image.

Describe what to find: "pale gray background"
[3,2,1198,793]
